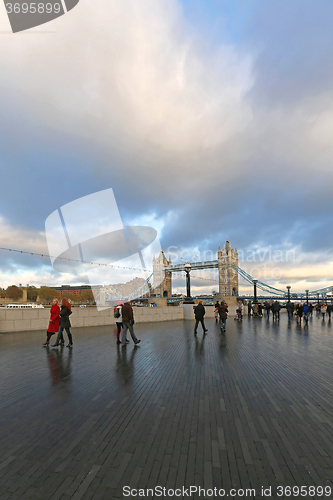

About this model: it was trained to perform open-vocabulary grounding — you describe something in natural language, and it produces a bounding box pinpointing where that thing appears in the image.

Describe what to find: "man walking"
[272,301,281,321]
[121,300,141,347]
[286,301,293,321]
[194,302,208,334]
[303,302,309,325]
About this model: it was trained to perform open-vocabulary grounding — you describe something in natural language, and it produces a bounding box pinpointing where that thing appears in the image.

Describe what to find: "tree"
[38,287,60,304]
[27,286,38,301]
[5,285,23,300]
[80,289,95,303]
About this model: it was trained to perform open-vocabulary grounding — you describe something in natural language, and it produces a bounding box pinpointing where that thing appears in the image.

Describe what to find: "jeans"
[116,322,123,342]
[221,319,226,330]
[122,322,138,345]
[57,326,72,344]
[288,311,292,320]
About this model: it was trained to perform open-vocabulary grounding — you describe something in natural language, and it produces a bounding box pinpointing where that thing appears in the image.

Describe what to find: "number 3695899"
[5,3,62,14]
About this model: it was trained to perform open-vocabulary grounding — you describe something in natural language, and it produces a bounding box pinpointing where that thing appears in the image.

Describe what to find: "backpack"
[114,307,120,319]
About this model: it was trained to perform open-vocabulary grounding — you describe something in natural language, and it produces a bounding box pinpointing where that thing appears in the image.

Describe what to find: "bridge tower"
[153,250,172,298]
[218,239,238,298]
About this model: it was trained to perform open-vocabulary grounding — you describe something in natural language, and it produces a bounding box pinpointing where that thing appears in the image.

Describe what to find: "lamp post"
[286,286,291,302]
[305,289,309,303]
[253,279,258,304]
[317,292,320,306]
[184,262,194,304]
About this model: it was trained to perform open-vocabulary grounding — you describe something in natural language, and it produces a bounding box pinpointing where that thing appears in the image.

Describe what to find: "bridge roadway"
[164,260,218,272]
[0,314,332,499]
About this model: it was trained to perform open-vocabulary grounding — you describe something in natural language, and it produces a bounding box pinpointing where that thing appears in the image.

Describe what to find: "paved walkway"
[0,313,333,499]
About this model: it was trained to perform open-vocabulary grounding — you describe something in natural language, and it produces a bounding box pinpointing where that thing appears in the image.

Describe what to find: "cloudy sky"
[0,0,333,296]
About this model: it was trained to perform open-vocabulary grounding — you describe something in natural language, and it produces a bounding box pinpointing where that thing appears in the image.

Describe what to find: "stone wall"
[0,303,240,334]
[0,306,184,333]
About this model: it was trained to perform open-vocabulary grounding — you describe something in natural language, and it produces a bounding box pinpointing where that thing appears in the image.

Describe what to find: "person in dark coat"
[265,302,271,319]
[286,301,293,320]
[42,298,60,346]
[52,298,73,348]
[218,301,228,331]
[296,303,303,324]
[272,301,281,321]
[194,302,207,334]
[247,300,252,316]
[121,300,141,347]
[258,303,263,317]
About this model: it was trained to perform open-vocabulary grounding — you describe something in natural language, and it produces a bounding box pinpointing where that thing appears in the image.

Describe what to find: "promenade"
[0,314,332,499]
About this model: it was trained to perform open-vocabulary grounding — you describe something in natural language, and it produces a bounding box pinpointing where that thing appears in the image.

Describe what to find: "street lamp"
[286,286,291,302]
[317,292,320,306]
[305,289,309,303]
[183,262,194,304]
[253,279,258,304]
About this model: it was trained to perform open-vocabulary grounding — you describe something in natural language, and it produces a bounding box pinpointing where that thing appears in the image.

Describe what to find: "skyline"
[1,0,333,295]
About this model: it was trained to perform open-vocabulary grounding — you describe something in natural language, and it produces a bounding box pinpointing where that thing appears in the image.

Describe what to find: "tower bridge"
[153,239,239,302]
[94,239,333,306]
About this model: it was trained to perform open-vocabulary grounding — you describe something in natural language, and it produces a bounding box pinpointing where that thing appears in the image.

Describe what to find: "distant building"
[50,285,95,297]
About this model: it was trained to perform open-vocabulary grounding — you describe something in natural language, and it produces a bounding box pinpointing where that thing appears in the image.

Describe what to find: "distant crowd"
[244,300,332,325]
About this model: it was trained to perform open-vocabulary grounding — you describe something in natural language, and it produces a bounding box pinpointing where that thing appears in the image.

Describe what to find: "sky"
[0,0,333,296]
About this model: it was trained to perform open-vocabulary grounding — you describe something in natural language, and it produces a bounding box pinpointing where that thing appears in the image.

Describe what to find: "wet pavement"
[0,313,332,499]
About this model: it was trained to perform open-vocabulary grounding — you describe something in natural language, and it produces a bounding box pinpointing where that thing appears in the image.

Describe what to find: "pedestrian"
[252,303,258,316]
[247,300,252,316]
[321,303,327,319]
[214,306,219,323]
[265,302,271,319]
[303,302,309,325]
[327,304,332,320]
[52,298,73,348]
[286,301,293,321]
[296,303,303,324]
[218,301,228,332]
[258,303,263,317]
[308,303,313,317]
[42,298,60,346]
[215,300,220,309]
[237,300,243,320]
[272,301,281,321]
[114,300,127,344]
[121,300,141,347]
[194,301,208,334]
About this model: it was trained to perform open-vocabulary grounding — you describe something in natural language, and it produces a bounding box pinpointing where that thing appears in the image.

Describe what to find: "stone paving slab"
[0,313,333,499]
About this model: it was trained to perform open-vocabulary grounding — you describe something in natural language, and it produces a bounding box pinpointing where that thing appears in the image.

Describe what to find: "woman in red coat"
[42,298,60,346]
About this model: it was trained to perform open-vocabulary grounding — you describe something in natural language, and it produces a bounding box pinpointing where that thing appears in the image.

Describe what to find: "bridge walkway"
[0,315,332,499]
